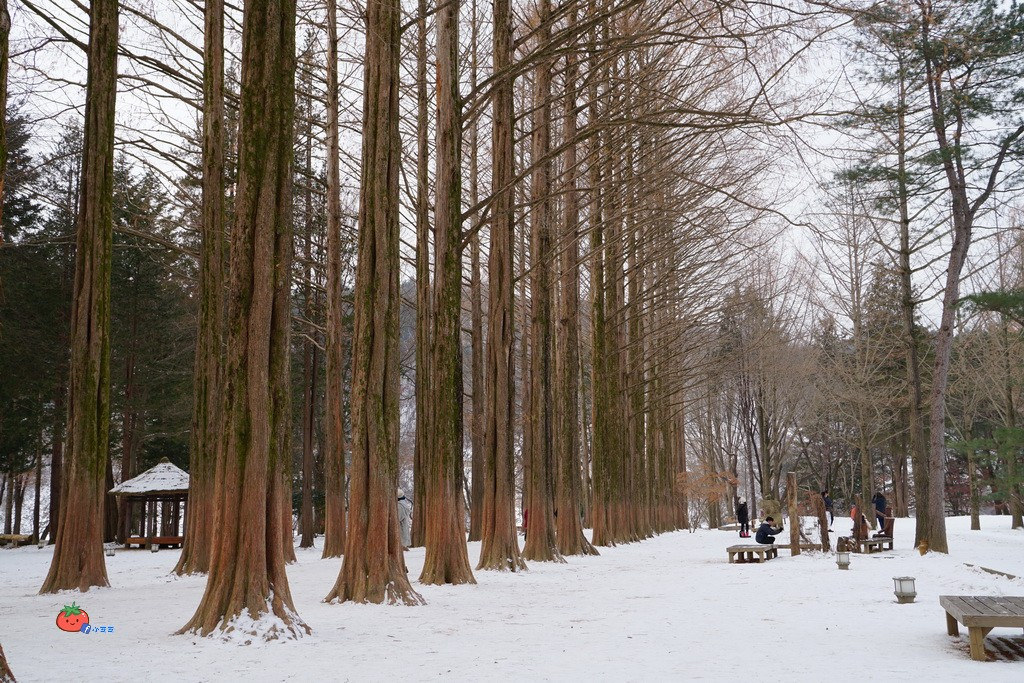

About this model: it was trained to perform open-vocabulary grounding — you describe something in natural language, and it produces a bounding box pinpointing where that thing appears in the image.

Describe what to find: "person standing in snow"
[755,517,783,545]
[821,490,834,528]
[871,491,886,530]
[736,497,749,538]
[397,489,413,549]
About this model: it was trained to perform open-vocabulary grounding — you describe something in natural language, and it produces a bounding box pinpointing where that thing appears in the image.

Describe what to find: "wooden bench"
[839,536,893,554]
[940,595,1024,661]
[125,536,184,549]
[0,534,31,548]
[727,544,778,563]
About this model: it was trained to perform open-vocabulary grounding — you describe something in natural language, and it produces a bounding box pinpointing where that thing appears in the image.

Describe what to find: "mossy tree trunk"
[420,0,476,586]
[554,38,596,558]
[322,0,347,560]
[522,0,562,564]
[477,0,525,572]
[324,0,423,605]
[299,53,317,550]
[411,0,430,549]
[467,0,485,544]
[179,0,308,639]
[39,0,118,594]
[175,0,225,577]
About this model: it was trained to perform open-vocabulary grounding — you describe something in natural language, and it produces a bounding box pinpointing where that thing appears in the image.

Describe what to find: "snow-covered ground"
[1,515,1022,681]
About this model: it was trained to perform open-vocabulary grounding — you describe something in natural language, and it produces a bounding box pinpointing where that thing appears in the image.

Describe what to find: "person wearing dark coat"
[872,492,886,529]
[755,517,783,545]
[736,497,749,537]
[821,490,834,527]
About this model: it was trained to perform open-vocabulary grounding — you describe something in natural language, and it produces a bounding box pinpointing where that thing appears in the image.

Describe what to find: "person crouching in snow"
[736,497,749,538]
[755,516,783,545]
[397,489,413,550]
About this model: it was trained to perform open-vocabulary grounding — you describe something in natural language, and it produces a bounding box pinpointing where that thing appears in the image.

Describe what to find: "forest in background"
[0,0,1022,639]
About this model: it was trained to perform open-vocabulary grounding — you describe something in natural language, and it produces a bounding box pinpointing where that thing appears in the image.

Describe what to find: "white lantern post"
[836,550,851,570]
[893,576,916,603]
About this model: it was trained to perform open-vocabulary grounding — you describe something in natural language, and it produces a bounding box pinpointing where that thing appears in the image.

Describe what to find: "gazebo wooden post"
[147,498,157,543]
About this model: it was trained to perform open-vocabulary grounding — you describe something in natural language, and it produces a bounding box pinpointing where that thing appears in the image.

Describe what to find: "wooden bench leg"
[728,552,735,564]
[945,612,959,636]
[968,627,991,661]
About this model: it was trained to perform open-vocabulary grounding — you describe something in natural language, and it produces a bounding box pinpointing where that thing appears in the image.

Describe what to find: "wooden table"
[940,595,1024,661]
[727,544,778,563]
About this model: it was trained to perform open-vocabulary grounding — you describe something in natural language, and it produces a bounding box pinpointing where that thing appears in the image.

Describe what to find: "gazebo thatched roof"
[110,458,189,496]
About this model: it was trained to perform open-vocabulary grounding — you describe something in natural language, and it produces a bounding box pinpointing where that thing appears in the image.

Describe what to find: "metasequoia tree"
[411,0,430,549]
[521,0,563,563]
[477,0,526,572]
[322,0,346,559]
[420,0,476,585]
[553,26,597,557]
[298,35,318,550]
[467,0,485,544]
[324,0,423,605]
[39,0,118,594]
[175,0,226,577]
[179,0,308,638]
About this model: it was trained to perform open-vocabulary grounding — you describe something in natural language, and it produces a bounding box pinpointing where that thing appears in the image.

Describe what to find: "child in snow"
[736,497,749,538]
[755,517,783,545]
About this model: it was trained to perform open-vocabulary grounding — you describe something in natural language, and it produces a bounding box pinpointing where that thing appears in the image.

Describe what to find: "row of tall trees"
[1,0,1022,648]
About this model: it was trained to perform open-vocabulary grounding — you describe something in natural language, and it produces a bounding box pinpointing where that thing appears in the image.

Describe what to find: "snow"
[109,460,189,495]
[1,516,1022,681]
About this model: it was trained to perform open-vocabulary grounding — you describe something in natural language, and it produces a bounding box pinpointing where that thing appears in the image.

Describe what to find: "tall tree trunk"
[39,0,118,594]
[322,0,347,560]
[522,0,562,564]
[118,332,137,544]
[588,70,610,547]
[0,0,8,229]
[48,383,64,544]
[467,0,485,544]
[176,0,225,576]
[103,455,116,542]
[893,91,929,540]
[477,0,525,572]
[554,40,596,557]
[2,475,10,534]
[300,82,316,549]
[12,475,23,534]
[420,0,475,586]
[411,0,430,549]
[32,434,42,543]
[324,0,424,605]
[179,0,308,638]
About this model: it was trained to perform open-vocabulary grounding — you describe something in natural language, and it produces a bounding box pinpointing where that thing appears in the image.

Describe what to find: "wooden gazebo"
[110,458,189,549]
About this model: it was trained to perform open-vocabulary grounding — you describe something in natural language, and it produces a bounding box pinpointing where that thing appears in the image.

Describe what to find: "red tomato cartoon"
[55,602,89,633]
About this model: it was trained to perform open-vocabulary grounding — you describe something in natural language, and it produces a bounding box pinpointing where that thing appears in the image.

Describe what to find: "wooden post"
[815,492,830,551]
[787,472,800,556]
